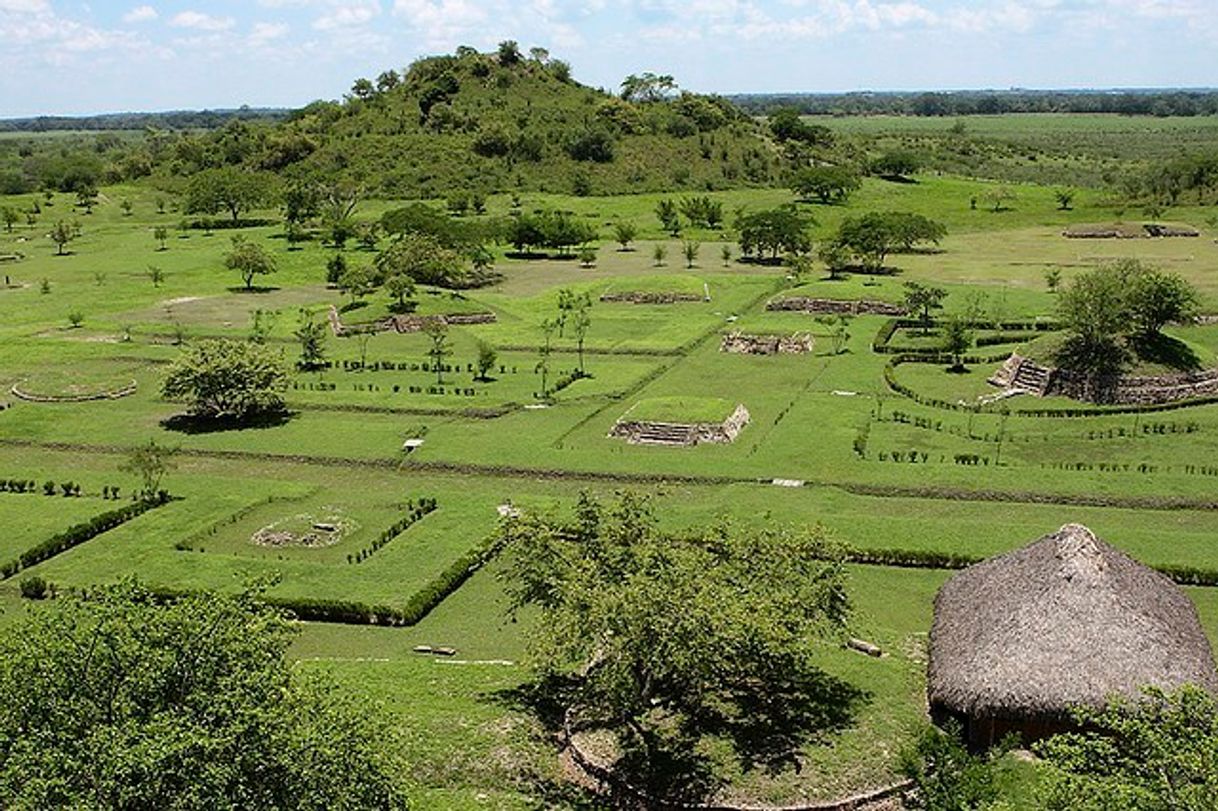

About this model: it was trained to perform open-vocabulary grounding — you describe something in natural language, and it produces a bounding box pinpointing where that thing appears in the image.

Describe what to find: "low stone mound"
[1063,222,1200,239]
[11,379,138,403]
[328,306,496,336]
[768,297,906,316]
[599,291,703,305]
[721,331,814,355]
[251,509,355,548]
[610,403,750,447]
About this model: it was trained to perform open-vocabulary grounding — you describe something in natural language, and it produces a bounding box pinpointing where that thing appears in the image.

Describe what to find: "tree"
[75,185,98,214]
[475,340,497,381]
[682,240,700,268]
[570,293,593,374]
[326,253,347,286]
[721,244,733,266]
[294,308,327,371]
[385,272,416,311]
[620,72,677,103]
[870,150,921,181]
[834,211,946,273]
[184,167,269,224]
[338,265,373,307]
[578,245,597,268]
[120,199,133,217]
[1055,188,1076,210]
[613,221,638,250]
[0,580,405,809]
[49,220,74,255]
[941,316,974,371]
[655,198,681,235]
[496,39,522,65]
[423,320,451,385]
[1128,267,1200,337]
[787,253,815,286]
[225,236,277,291]
[161,338,288,421]
[1035,687,1218,811]
[147,264,164,287]
[652,243,668,267]
[502,492,854,801]
[768,108,833,145]
[119,438,176,501]
[1045,267,1062,293]
[153,225,169,251]
[374,232,466,288]
[986,186,1016,212]
[735,206,815,261]
[536,318,556,397]
[818,241,852,280]
[1056,261,1137,384]
[903,282,948,335]
[0,206,17,233]
[791,165,862,204]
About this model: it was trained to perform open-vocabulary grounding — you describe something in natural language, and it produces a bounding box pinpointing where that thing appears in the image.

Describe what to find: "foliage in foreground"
[501,492,859,802]
[899,722,1000,810]
[1035,686,1218,810]
[0,581,406,809]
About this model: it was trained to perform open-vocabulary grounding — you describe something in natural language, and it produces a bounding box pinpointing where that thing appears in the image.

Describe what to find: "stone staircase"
[630,422,697,446]
[1011,361,1052,395]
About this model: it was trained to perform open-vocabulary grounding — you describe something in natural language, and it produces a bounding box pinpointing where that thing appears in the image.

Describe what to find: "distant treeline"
[0,107,291,133]
[730,90,1218,118]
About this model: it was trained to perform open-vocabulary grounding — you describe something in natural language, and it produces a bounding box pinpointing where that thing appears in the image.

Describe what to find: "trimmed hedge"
[835,545,1218,587]
[2,494,170,579]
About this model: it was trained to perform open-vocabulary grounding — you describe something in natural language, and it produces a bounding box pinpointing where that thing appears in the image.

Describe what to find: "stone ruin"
[610,403,750,447]
[328,306,496,337]
[988,352,1218,406]
[720,331,814,355]
[1062,223,1200,239]
[599,291,704,305]
[767,297,906,316]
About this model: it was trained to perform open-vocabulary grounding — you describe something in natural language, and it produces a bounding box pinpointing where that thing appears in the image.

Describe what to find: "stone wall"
[611,404,751,446]
[721,332,814,355]
[599,291,704,305]
[767,297,906,316]
[1050,367,1218,405]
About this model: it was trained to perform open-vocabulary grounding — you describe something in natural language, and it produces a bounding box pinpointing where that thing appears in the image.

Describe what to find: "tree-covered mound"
[142,44,776,198]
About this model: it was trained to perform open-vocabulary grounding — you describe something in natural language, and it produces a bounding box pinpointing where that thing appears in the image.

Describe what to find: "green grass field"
[4,134,1218,807]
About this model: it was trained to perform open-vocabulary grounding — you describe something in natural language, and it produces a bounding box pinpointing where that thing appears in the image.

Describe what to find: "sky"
[2,0,1217,117]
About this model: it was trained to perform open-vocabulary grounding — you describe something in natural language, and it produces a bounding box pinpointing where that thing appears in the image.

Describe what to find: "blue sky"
[1,0,1216,117]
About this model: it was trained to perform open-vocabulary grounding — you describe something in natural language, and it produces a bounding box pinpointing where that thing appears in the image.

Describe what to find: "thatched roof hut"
[928,524,1218,749]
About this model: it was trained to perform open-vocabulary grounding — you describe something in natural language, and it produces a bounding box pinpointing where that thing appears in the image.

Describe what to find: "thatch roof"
[929,524,1218,720]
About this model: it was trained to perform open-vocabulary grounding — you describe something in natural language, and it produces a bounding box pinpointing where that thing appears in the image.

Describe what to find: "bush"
[19,575,48,600]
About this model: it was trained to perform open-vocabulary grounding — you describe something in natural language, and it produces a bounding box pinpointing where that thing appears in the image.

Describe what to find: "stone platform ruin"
[328,306,496,337]
[598,291,704,305]
[720,331,814,355]
[610,403,750,447]
[766,297,906,316]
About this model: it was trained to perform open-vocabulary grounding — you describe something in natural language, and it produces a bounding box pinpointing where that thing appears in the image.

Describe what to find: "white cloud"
[250,21,290,44]
[122,5,158,23]
[169,10,236,31]
[313,0,381,30]
[0,0,50,12]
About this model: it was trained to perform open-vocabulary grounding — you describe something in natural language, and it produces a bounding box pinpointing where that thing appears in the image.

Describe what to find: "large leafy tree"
[791,165,861,204]
[1035,686,1218,810]
[502,492,856,801]
[735,206,816,261]
[184,167,271,224]
[162,338,288,421]
[833,211,946,273]
[374,232,466,291]
[0,581,406,809]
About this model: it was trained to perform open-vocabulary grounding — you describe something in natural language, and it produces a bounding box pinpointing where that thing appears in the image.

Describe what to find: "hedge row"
[347,497,438,564]
[838,481,1218,512]
[835,545,1218,587]
[2,494,170,579]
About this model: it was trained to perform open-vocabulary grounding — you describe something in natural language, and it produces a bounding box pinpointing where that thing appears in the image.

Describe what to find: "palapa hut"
[928,523,1218,750]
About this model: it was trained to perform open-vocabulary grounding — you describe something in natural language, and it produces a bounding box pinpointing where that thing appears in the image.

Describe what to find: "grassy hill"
[147,48,779,199]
